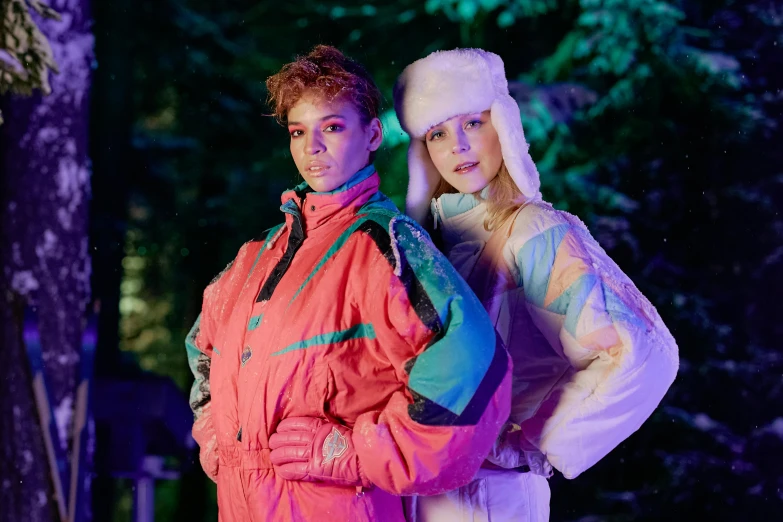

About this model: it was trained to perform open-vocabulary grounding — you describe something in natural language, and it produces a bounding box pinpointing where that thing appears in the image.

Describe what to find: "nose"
[452,130,470,154]
[305,131,324,155]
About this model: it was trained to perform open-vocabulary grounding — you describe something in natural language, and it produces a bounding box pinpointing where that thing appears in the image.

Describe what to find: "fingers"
[269,417,358,485]
[274,417,324,433]
[269,430,316,450]
[270,445,311,466]
[274,462,310,481]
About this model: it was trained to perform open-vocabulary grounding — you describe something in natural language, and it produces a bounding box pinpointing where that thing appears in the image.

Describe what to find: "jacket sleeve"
[352,216,512,496]
[186,253,243,483]
[185,312,219,482]
[510,208,679,479]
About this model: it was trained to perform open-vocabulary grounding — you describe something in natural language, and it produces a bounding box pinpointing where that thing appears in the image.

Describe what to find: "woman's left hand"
[269,417,372,488]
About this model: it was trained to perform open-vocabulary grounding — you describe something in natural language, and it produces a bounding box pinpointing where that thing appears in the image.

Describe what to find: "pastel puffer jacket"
[428,192,679,479]
[409,192,679,522]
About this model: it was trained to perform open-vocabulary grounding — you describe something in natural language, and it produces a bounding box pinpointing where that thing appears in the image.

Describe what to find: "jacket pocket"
[321,362,339,423]
[306,362,332,417]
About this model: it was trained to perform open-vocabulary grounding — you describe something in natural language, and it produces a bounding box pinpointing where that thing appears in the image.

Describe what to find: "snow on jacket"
[185,165,512,522]
[429,191,678,480]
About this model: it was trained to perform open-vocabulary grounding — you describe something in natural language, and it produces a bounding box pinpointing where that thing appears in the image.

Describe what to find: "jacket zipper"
[256,199,306,302]
[240,196,307,448]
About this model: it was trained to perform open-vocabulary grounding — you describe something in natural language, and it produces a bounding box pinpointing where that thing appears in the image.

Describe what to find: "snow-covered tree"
[0,0,93,519]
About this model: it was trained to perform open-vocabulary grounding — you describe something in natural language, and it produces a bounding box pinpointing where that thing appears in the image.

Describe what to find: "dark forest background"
[1,1,781,520]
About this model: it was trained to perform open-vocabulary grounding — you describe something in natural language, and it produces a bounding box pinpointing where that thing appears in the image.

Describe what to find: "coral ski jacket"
[186,165,511,522]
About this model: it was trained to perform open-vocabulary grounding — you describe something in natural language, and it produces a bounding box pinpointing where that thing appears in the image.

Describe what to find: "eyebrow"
[288,114,347,126]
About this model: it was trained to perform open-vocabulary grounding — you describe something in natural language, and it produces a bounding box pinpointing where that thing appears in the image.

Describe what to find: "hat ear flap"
[490,95,542,202]
[405,138,443,225]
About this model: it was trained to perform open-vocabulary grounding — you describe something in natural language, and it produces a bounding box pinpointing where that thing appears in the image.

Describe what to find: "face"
[425,111,503,194]
[287,91,382,192]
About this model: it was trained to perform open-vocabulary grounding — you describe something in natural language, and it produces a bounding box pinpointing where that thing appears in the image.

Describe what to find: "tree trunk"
[0,0,94,520]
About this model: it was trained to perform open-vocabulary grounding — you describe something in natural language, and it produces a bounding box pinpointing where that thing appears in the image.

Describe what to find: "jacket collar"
[279,164,379,234]
[431,189,493,248]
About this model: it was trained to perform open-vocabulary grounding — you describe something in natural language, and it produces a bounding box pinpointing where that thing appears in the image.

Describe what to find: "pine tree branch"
[0,0,60,123]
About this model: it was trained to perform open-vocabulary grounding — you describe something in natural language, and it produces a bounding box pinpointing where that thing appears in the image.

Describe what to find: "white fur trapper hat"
[393,48,542,224]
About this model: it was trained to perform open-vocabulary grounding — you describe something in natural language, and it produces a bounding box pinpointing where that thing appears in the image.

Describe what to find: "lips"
[454,161,479,173]
[307,162,330,174]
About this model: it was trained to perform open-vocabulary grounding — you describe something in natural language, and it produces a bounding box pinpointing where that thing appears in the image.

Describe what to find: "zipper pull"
[236,426,243,442]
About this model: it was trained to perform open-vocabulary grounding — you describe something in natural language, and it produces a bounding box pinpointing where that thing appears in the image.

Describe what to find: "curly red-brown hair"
[266,45,382,126]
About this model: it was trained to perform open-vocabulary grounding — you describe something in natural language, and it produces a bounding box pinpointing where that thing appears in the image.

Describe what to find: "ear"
[366,117,383,152]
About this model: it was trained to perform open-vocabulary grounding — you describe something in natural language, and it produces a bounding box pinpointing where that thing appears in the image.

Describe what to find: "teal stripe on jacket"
[516,224,570,307]
[547,273,598,337]
[271,323,377,357]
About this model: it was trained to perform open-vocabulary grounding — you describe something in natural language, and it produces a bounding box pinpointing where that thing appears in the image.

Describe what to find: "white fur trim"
[491,95,542,201]
[404,139,442,224]
[394,49,497,139]
[394,48,542,223]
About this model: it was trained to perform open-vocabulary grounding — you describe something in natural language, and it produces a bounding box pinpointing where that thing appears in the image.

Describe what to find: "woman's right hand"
[269,417,371,488]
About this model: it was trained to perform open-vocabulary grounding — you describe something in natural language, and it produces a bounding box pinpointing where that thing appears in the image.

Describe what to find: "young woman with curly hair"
[185,45,512,522]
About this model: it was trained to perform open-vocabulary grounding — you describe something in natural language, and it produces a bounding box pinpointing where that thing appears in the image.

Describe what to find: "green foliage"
[0,0,60,123]
[425,0,557,26]
[521,0,760,224]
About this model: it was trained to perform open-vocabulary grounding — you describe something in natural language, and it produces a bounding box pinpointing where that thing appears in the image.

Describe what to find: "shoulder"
[255,223,286,245]
[354,201,458,290]
[505,200,600,255]
[509,200,576,241]
[204,226,283,301]
[503,201,605,286]
[356,196,438,259]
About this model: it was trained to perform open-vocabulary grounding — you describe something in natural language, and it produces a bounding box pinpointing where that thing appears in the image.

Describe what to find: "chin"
[454,178,490,194]
[304,176,342,193]
[306,180,330,192]
[301,164,357,192]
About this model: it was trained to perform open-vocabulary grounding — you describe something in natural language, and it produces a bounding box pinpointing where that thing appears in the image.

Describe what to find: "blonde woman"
[394,48,679,521]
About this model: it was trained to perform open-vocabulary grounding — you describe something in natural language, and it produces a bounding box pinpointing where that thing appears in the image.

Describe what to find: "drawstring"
[431,197,442,231]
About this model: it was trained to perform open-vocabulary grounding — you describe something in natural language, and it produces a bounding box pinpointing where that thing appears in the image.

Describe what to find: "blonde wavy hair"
[432,162,527,231]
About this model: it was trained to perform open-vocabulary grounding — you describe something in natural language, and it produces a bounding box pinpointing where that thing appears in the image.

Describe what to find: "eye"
[289,129,303,138]
[428,130,445,141]
[465,119,482,130]
[324,124,344,132]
